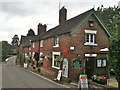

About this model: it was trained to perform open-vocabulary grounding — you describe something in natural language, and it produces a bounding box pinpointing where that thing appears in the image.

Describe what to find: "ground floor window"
[39,52,43,61]
[97,58,107,68]
[52,52,61,69]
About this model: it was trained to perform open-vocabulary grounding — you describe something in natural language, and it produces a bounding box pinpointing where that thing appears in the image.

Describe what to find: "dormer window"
[84,30,97,46]
[53,37,59,47]
[88,20,94,27]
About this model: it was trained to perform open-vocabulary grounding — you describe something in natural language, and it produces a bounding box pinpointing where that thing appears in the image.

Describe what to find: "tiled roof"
[20,35,36,48]
[32,8,95,41]
[23,8,110,46]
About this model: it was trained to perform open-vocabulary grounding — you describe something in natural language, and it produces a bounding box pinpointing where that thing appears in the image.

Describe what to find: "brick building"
[20,7,110,82]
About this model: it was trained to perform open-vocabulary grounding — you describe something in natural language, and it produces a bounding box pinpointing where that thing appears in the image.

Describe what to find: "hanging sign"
[62,58,68,78]
[78,74,88,89]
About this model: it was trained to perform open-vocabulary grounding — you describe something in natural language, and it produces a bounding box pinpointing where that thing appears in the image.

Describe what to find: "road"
[2,56,66,88]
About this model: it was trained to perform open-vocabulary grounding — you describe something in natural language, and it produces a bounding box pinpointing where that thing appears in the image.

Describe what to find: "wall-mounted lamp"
[88,20,94,27]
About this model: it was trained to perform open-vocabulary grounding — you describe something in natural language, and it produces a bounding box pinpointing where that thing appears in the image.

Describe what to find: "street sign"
[78,74,88,89]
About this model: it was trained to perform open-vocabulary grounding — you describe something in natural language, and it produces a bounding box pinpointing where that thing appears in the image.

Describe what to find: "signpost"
[78,74,88,89]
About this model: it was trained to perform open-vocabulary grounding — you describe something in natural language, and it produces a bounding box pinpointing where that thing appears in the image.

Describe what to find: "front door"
[85,58,95,79]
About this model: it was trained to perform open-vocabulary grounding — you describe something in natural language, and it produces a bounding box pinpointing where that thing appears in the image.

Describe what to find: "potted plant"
[55,56,63,62]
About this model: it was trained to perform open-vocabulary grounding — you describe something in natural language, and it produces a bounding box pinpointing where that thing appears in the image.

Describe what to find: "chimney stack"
[37,23,47,35]
[59,6,67,24]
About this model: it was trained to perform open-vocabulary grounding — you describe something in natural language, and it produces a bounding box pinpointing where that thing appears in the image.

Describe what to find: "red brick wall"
[32,15,109,82]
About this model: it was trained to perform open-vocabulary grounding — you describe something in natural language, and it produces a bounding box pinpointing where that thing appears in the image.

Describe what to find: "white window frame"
[40,40,43,47]
[84,30,98,46]
[52,52,61,69]
[33,42,35,48]
[32,52,35,59]
[97,59,102,67]
[39,52,43,61]
[97,59,107,67]
[53,37,59,47]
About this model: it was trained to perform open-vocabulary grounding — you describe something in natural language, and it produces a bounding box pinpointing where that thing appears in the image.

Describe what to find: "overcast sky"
[0,0,119,44]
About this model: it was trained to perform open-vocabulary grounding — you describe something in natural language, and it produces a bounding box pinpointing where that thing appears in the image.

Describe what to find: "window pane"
[102,60,106,67]
[97,60,102,67]
[86,34,89,42]
[54,55,60,67]
[90,34,93,42]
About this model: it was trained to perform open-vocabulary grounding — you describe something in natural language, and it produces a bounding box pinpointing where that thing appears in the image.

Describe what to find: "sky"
[0,0,119,44]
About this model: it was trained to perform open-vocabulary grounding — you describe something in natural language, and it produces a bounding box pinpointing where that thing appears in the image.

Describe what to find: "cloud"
[0,0,119,43]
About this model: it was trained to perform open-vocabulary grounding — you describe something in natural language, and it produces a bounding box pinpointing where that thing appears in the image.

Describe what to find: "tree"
[96,5,119,88]
[109,37,120,88]
[2,41,12,62]
[27,29,35,36]
[11,34,19,46]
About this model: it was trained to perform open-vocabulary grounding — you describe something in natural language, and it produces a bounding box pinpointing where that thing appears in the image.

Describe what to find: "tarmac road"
[2,56,66,88]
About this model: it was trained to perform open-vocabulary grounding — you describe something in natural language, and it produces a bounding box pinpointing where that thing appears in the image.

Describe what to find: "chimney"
[37,23,47,35]
[59,6,67,24]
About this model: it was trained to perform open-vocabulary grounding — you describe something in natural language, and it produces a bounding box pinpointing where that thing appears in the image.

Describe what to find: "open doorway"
[85,58,95,79]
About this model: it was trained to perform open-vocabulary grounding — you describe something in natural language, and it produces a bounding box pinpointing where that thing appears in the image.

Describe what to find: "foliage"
[55,56,63,62]
[27,29,35,36]
[109,38,120,87]
[2,41,12,62]
[11,34,19,46]
[45,55,52,60]
[96,5,120,87]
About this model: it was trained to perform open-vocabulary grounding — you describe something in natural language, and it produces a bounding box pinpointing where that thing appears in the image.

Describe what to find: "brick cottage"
[20,7,111,82]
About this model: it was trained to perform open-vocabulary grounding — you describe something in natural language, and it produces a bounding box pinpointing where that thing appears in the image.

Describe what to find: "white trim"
[100,48,109,52]
[52,52,61,69]
[85,30,97,34]
[53,37,59,48]
[85,54,97,57]
[33,42,35,48]
[84,42,98,46]
[70,47,75,50]
[40,40,43,47]
[40,52,43,61]
[53,44,59,47]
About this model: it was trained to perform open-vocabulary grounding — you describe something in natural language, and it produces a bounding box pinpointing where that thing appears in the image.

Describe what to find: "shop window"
[52,52,61,69]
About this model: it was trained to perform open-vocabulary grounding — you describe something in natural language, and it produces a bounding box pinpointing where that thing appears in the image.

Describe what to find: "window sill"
[84,43,98,46]
[52,66,60,69]
[53,45,59,48]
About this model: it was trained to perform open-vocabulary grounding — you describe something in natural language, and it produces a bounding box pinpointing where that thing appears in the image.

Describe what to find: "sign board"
[62,58,68,78]
[57,70,62,81]
[24,63,28,68]
[78,74,88,89]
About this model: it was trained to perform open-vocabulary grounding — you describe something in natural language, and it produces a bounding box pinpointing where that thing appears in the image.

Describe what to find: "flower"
[92,75,107,85]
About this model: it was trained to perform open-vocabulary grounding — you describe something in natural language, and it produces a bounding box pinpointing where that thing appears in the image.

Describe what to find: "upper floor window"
[40,40,43,47]
[33,42,35,48]
[53,37,59,47]
[84,30,97,46]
